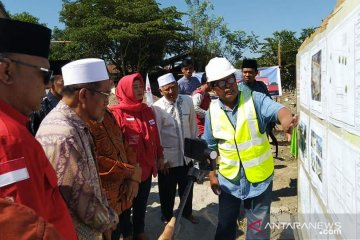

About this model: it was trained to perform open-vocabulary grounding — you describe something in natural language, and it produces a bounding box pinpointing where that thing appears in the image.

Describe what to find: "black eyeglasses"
[2,58,53,85]
[76,88,111,99]
[89,89,111,99]
[213,77,236,89]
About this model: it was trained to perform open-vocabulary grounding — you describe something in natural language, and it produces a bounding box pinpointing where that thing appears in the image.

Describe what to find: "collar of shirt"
[218,93,240,112]
[46,91,61,108]
[56,100,88,130]
[162,95,179,107]
[180,76,197,81]
[0,98,29,126]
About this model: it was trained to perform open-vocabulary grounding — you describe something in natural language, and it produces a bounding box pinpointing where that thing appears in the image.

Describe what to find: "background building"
[0,1,9,18]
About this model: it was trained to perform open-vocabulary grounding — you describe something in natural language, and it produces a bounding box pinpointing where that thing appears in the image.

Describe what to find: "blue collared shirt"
[178,76,201,95]
[203,90,283,199]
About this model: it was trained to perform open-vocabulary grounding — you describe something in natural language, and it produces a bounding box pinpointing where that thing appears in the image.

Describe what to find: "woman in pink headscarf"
[110,73,164,240]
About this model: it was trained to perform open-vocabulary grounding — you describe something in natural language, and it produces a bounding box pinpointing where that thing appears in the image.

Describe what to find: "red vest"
[110,107,163,181]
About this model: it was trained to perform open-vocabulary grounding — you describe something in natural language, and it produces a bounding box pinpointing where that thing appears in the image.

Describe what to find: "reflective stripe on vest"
[209,88,274,183]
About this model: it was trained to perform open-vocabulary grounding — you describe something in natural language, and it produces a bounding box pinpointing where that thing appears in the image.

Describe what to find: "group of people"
[0,17,297,240]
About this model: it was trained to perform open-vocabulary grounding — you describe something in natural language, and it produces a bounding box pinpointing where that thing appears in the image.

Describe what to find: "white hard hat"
[205,57,236,82]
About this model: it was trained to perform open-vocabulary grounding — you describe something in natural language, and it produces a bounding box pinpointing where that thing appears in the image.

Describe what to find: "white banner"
[235,66,282,96]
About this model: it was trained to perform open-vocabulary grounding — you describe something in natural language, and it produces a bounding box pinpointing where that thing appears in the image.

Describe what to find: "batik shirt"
[36,101,118,240]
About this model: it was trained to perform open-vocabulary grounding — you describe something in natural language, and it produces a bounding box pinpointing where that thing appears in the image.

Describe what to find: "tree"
[223,29,259,64]
[256,28,317,90]
[10,12,47,26]
[257,30,301,90]
[54,0,190,76]
[299,27,316,43]
[184,0,258,70]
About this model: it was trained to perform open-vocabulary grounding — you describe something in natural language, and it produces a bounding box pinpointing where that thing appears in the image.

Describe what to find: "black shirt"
[29,91,60,135]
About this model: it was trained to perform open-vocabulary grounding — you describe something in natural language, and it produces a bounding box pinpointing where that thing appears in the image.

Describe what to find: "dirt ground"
[138,90,299,240]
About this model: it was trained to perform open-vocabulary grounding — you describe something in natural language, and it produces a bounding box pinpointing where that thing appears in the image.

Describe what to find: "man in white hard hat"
[203,57,297,240]
[241,59,279,157]
[36,58,118,240]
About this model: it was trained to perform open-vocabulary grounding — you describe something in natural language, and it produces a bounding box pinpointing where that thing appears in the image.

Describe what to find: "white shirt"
[152,94,198,168]
[192,91,207,118]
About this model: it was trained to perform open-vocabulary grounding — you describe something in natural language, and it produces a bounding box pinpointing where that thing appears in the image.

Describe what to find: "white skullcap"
[205,57,236,82]
[62,58,109,86]
[157,73,176,88]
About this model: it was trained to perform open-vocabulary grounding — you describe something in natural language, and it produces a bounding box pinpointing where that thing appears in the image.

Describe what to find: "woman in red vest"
[110,73,164,240]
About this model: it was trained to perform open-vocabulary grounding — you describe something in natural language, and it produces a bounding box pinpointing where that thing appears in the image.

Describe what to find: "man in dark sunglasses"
[0,18,76,239]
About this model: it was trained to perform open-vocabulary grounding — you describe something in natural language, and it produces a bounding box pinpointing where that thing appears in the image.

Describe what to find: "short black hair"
[50,75,62,84]
[62,81,102,96]
[181,58,194,68]
[242,59,258,71]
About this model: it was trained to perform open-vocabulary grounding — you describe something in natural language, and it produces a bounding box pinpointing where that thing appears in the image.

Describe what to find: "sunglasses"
[5,58,53,85]
[213,77,236,89]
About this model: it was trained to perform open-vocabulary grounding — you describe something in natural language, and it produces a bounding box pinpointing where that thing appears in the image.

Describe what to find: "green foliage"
[256,28,317,90]
[223,30,259,63]
[52,0,190,76]
[299,27,316,43]
[185,0,258,70]
[10,12,47,27]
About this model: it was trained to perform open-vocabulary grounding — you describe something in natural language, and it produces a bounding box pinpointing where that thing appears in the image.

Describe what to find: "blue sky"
[2,0,337,40]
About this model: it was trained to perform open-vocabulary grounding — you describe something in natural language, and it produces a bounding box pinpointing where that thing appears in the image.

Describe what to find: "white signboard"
[327,6,360,136]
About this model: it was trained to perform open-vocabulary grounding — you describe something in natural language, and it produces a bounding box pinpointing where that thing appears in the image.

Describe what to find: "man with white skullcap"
[203,57,298,240]
[152,73,199,225]
[0,18,77,239]
[36,58,118,240]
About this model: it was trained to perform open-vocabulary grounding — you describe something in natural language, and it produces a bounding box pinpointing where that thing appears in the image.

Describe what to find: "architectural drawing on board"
[311,50,322,102]
[327,6,360,136]
[299,112,309,172]
[309,119,327,204]
[310,40,327,117]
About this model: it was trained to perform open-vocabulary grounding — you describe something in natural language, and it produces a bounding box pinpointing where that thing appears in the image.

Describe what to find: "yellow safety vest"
[209,88,274,183]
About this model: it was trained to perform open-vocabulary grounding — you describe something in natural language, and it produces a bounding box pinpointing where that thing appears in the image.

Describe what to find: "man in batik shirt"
[36,58,118,240]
